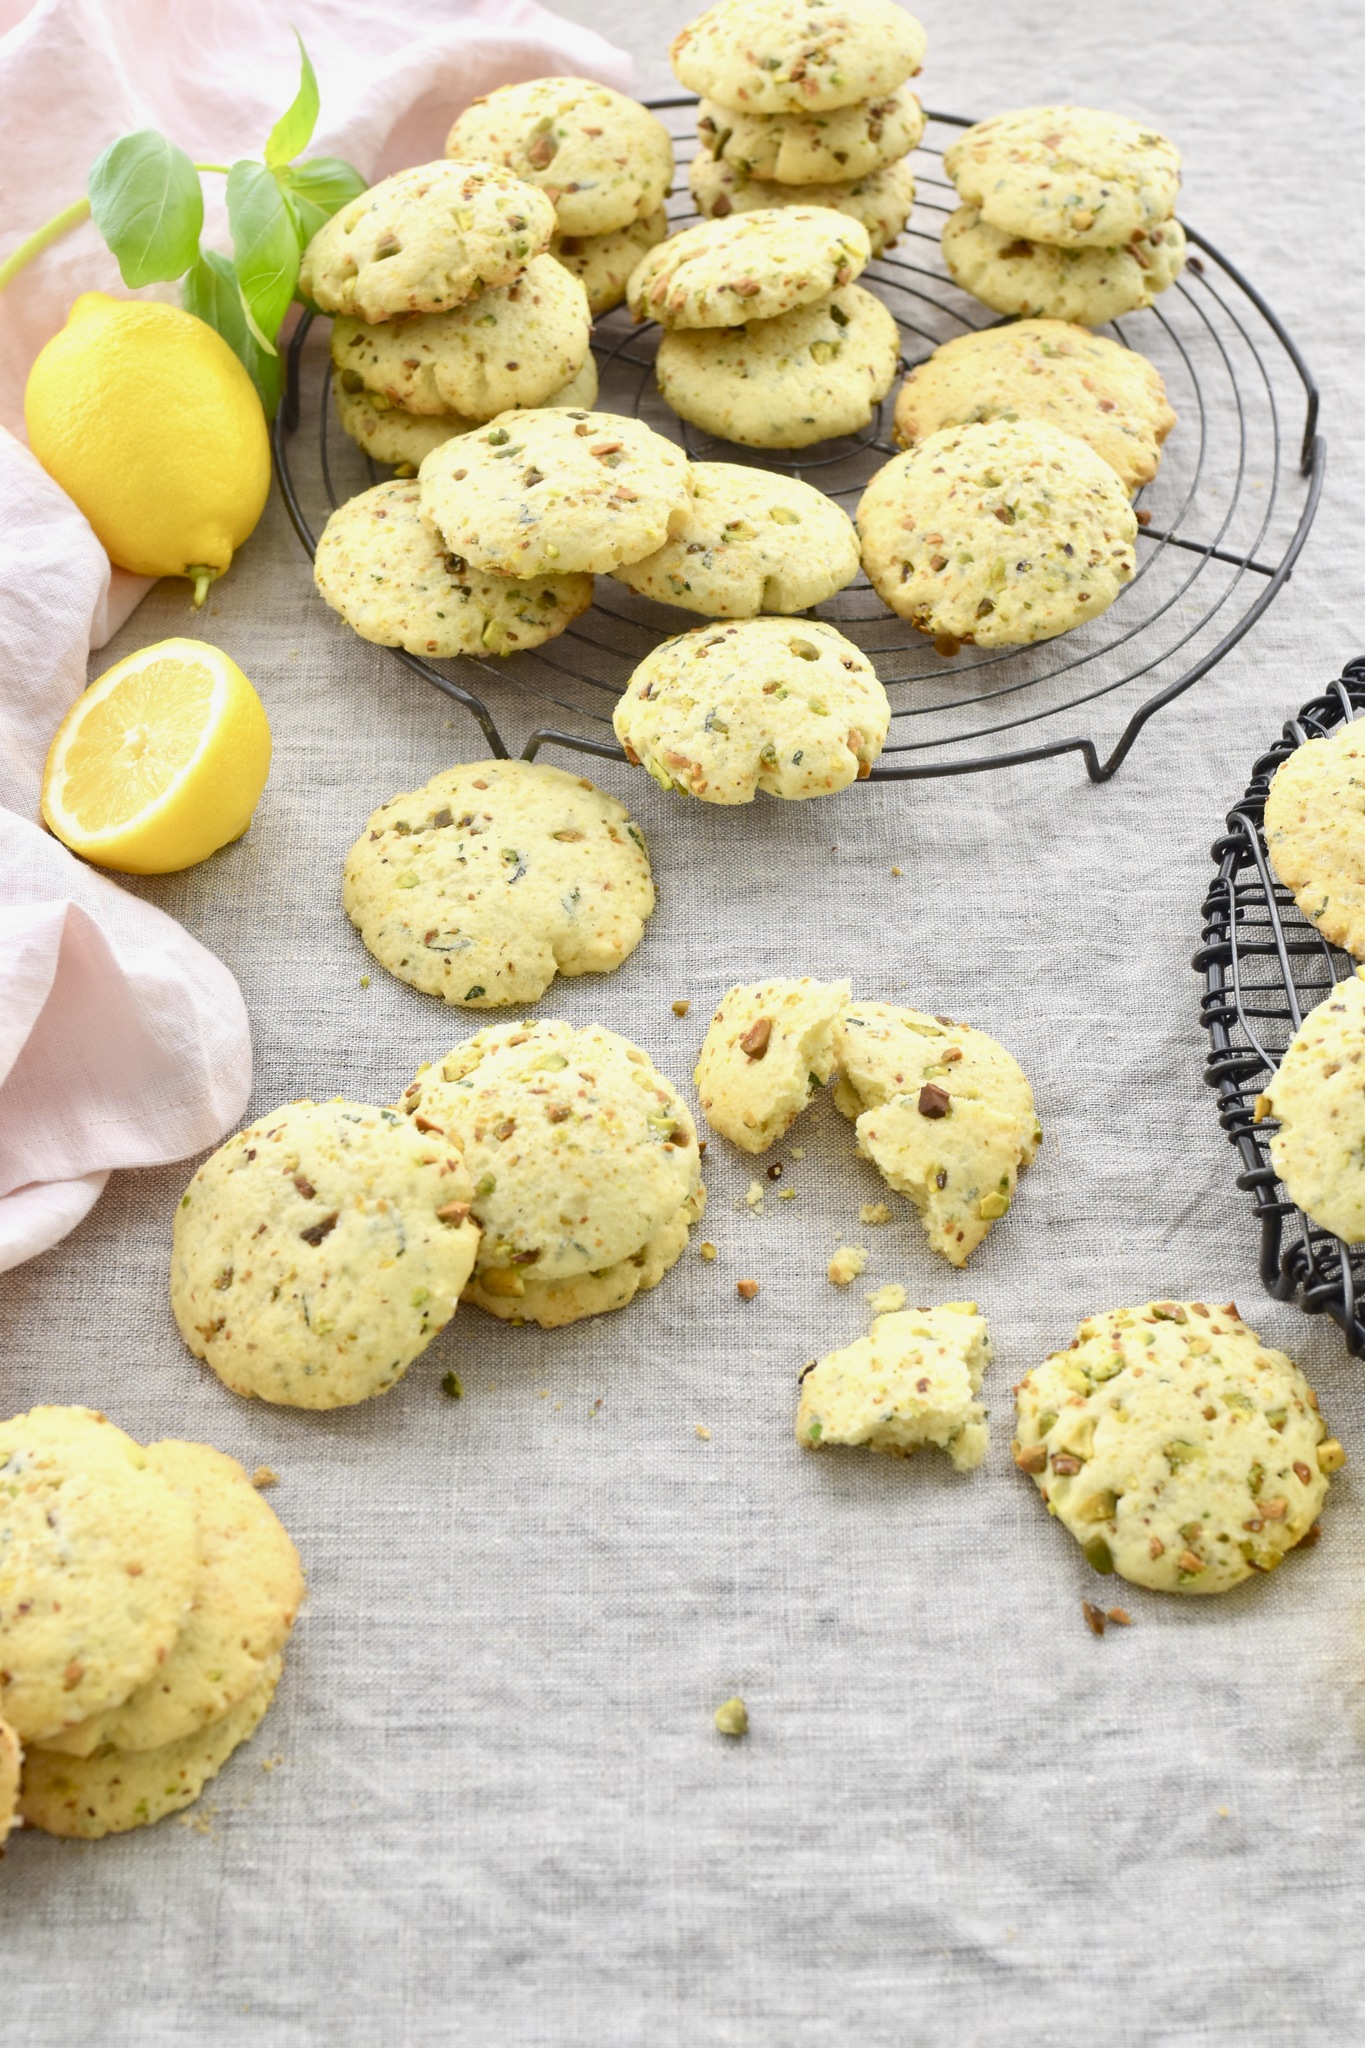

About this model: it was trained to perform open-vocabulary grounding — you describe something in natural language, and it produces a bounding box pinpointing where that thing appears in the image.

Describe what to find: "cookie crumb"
[1081,1600,1107,1637]
[699,1241,718,1260]
[891,866,903,876]
[745,1180,765,1210]
[714,1696,748,1737]
[827,1244,868,1286]
[737,1278,760,1300]
[695,1424,711,1440]
[790,1146,805,1160]
[860,1202,891,1226]
[672,998,691,1016]
[251,1466,279,1490]
[778,1187,796,1200]
[441,1372,464,1400]
[867,1283,906,1315]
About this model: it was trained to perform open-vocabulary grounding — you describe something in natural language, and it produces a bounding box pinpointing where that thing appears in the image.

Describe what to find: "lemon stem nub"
[188,566,219,609]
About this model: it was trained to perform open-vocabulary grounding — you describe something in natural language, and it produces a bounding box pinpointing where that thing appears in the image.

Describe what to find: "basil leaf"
[88,130,203,287]
[182,249,283,416]
[226,158,301,344]
[263,31,320,168]
[275,156,367,244]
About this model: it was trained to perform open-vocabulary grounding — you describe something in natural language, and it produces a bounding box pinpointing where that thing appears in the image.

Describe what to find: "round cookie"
[856,420,1138,646]
[613,462,860,615]
[944,105,1181,250]
[1012,1302,1338,1594]
[626,207,869,328]
[399,1020,702,1293]
[697,83,923,184]
[893,320,1176,494]
[298,162,556,323]
[343,758,655,1008]
[671,0,927,115]
[329,256,590,418]
[170,1099,482,1410]
[553,210,669,317]
[1257,968,1365,1241]
[942,205,1187,325]
[464,1185,707,1327]
[0,1719,18,1839]
[419,408,693,576]
[19,1657,281,1839]
[656,282,899,448]
[1264,727,1365,963]
[314,479,593,659]
[444,77,675,238]
[694,975,849,1151]
[335,357,600,468]
[613,615,890,802]
[42,1443,303,1759]
[689,152,915,256]
[0,1406,200,1744]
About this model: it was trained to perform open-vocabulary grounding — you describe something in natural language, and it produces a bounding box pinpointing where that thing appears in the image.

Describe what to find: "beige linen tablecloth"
[4,4,1365,2042]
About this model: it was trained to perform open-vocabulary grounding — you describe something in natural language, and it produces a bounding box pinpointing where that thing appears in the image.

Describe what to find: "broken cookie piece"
[796,1302,990,1471]
[694,975,849,1153]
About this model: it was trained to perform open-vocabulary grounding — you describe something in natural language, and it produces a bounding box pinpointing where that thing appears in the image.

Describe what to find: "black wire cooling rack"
[1195,660,1365,1354]
[273,102,1325,784]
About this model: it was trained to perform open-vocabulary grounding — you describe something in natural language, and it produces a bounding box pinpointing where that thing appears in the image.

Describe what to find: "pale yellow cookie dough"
[612,462,860,616]
[694,975,849,1151]
[1013,1302,1339,1594]
[343,758,655,1008]
[798,1302,989,1469]
[298,161,556,322]
[171,1099,482,1410]
[613,616,891,802]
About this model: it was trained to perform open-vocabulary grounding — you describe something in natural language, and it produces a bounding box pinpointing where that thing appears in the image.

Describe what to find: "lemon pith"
[42,638,272,874]
[24,294,271,597]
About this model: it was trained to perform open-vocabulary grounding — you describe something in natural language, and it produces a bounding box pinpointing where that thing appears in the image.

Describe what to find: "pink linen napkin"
[0,0,631,1268]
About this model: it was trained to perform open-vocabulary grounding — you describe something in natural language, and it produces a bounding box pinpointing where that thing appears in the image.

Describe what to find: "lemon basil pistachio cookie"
[0,1406,200,1744]
[656,282,899,448]
[797,1302,990,1469]
[694,975,849,1151]
[894,320,1176,494]
[553,210,668,316]
[627,208,869,328]
[329,256,591,419]
[19,1656,281,1839]
[832,1002,1040,1266]
[171,1099,482,1410]
[42,1443,303,1759]
[672,0,927,115]
[613,462,859,616]
[464,1185,707,1328]
[343,758,654,1008]
[335,357,600,468]
[399,1020,703,1322]
[0,1719,18,1838]
[944,106,1181,250]
[1264,727,1365,962]
[857,420,1138,646]
[444,78,675,238]
[942,205,1187,325]
[420,408,693,576]
[314,480,592,659]
[1256,968,1365,1242]
[298,162,556,323]
[689,153,915,257]
[697,82,923,185]
[614,617,890,802]
[1012,1302,1341,1594]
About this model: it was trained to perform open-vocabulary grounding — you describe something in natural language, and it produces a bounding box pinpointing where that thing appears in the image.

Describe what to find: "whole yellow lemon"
[25,293,272,605]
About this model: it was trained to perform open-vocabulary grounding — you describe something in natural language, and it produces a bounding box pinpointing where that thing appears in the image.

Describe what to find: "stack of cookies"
[444,76,676,318]
[628,207,899,448]
[675,0,926,256]
[1,1405,302,1839]
[298,158,597,473]
[940,105,1187,325]
[312,405,695,661]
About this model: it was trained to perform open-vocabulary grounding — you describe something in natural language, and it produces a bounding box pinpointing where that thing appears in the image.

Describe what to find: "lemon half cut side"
[41,638,272,874]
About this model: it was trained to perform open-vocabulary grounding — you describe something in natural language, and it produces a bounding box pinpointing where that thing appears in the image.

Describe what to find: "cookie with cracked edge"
[445,77,675,238]
[694,975,849,1151]
[671,0,927,115]
[627,207,869,329]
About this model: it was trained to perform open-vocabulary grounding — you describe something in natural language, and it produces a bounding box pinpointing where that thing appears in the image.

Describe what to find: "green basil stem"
[0,164,232,290]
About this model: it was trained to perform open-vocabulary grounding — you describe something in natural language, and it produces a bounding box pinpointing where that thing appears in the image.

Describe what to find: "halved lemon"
[41,637,272,873]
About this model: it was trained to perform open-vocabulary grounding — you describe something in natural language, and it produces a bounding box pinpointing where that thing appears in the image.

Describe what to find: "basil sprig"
[76,31,362,413]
